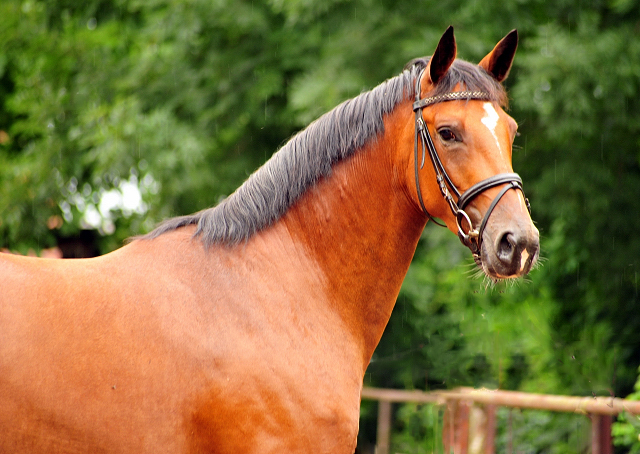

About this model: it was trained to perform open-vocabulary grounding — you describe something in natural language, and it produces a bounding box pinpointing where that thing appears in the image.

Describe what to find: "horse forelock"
[144,58,506,246]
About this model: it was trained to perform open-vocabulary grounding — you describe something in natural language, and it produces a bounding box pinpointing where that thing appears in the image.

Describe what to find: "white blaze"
[481,102,502,154]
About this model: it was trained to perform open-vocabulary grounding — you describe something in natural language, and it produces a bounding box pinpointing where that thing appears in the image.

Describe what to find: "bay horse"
[0,27,538,453]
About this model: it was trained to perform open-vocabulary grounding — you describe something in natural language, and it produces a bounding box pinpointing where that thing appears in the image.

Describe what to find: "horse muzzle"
[480,221,540,279]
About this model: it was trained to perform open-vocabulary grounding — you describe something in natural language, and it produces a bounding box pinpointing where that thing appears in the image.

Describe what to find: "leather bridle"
[412,70,531,261]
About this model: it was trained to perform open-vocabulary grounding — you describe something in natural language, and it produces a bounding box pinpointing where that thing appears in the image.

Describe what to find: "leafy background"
[1,0,640,450]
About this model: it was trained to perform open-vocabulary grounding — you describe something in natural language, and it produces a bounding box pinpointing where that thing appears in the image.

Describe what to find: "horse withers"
[0,27,538,453]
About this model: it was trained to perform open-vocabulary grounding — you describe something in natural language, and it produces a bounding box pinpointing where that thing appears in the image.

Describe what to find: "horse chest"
[181,297,363,453]
[186,357,361,453]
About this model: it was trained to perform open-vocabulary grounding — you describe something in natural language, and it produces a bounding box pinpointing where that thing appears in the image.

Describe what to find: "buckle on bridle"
[456,209,479,245]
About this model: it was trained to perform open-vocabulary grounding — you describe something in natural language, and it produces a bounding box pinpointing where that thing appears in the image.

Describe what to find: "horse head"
[404,27,539,279]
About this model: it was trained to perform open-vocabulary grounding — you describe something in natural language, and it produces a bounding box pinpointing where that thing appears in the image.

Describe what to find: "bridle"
[412,70,531,261]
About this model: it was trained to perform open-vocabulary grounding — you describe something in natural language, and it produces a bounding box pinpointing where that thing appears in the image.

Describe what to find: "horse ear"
[425,26,457,85]
[479,29,518,82]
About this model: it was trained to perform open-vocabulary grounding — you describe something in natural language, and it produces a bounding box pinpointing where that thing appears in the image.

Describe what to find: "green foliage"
[612,367,640,452]
[391,403,443,454]
[494,408,591,454]
[511,10,640,396]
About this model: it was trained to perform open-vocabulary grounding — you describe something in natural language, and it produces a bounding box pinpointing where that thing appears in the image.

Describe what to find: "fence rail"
[361,387,640,454]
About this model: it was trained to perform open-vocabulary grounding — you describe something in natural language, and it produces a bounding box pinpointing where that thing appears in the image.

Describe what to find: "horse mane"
[143,58,506,246]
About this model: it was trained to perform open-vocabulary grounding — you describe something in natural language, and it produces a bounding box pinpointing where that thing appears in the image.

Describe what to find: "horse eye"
[438,128,457,142]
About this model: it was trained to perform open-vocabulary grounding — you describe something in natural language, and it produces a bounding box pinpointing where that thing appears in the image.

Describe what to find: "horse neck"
[281,105,426,366]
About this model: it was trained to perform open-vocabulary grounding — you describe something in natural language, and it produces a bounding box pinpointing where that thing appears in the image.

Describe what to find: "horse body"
[0,28,539,453]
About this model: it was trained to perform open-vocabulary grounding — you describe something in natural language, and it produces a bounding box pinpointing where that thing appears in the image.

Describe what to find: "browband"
[412,91,491,110]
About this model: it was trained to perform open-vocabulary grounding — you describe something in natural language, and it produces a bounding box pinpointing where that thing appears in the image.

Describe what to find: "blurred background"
[1,0,640,451]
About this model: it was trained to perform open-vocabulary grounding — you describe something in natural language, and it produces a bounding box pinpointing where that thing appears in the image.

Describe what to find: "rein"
[412,71,531,260]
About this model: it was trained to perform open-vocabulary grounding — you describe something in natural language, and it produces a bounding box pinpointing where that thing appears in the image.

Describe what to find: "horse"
[0,27,539,453]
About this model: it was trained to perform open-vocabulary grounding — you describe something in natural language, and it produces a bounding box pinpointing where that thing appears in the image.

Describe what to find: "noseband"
[413,72,531,261]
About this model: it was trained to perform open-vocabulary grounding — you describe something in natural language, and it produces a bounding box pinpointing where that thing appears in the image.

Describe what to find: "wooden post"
[484,405,497,454]
[443,399,471,454]
[591,414,613,454]
[443,400,456,453]
[458,401,471,454]
[467,404,496,454]
[376,400,391,454]
[468,404,486,454]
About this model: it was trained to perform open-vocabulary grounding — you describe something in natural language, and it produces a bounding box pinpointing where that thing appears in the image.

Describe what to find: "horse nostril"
[497,232,517,263]
[491,230,538,277]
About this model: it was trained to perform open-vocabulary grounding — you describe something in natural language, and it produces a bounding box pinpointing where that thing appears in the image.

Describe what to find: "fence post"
[375,400,391,454]
[484,404,497,454]
[468,404,485,454]
[443,399,471,454]
[443,399,455,453]
[467,404,496,454]
[591,414,613,454]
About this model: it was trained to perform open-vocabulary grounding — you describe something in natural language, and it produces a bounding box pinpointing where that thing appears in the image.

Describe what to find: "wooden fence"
[361,387,640,454]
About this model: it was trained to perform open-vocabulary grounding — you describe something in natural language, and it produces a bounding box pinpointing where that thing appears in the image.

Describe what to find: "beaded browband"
[412,91,491,110]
